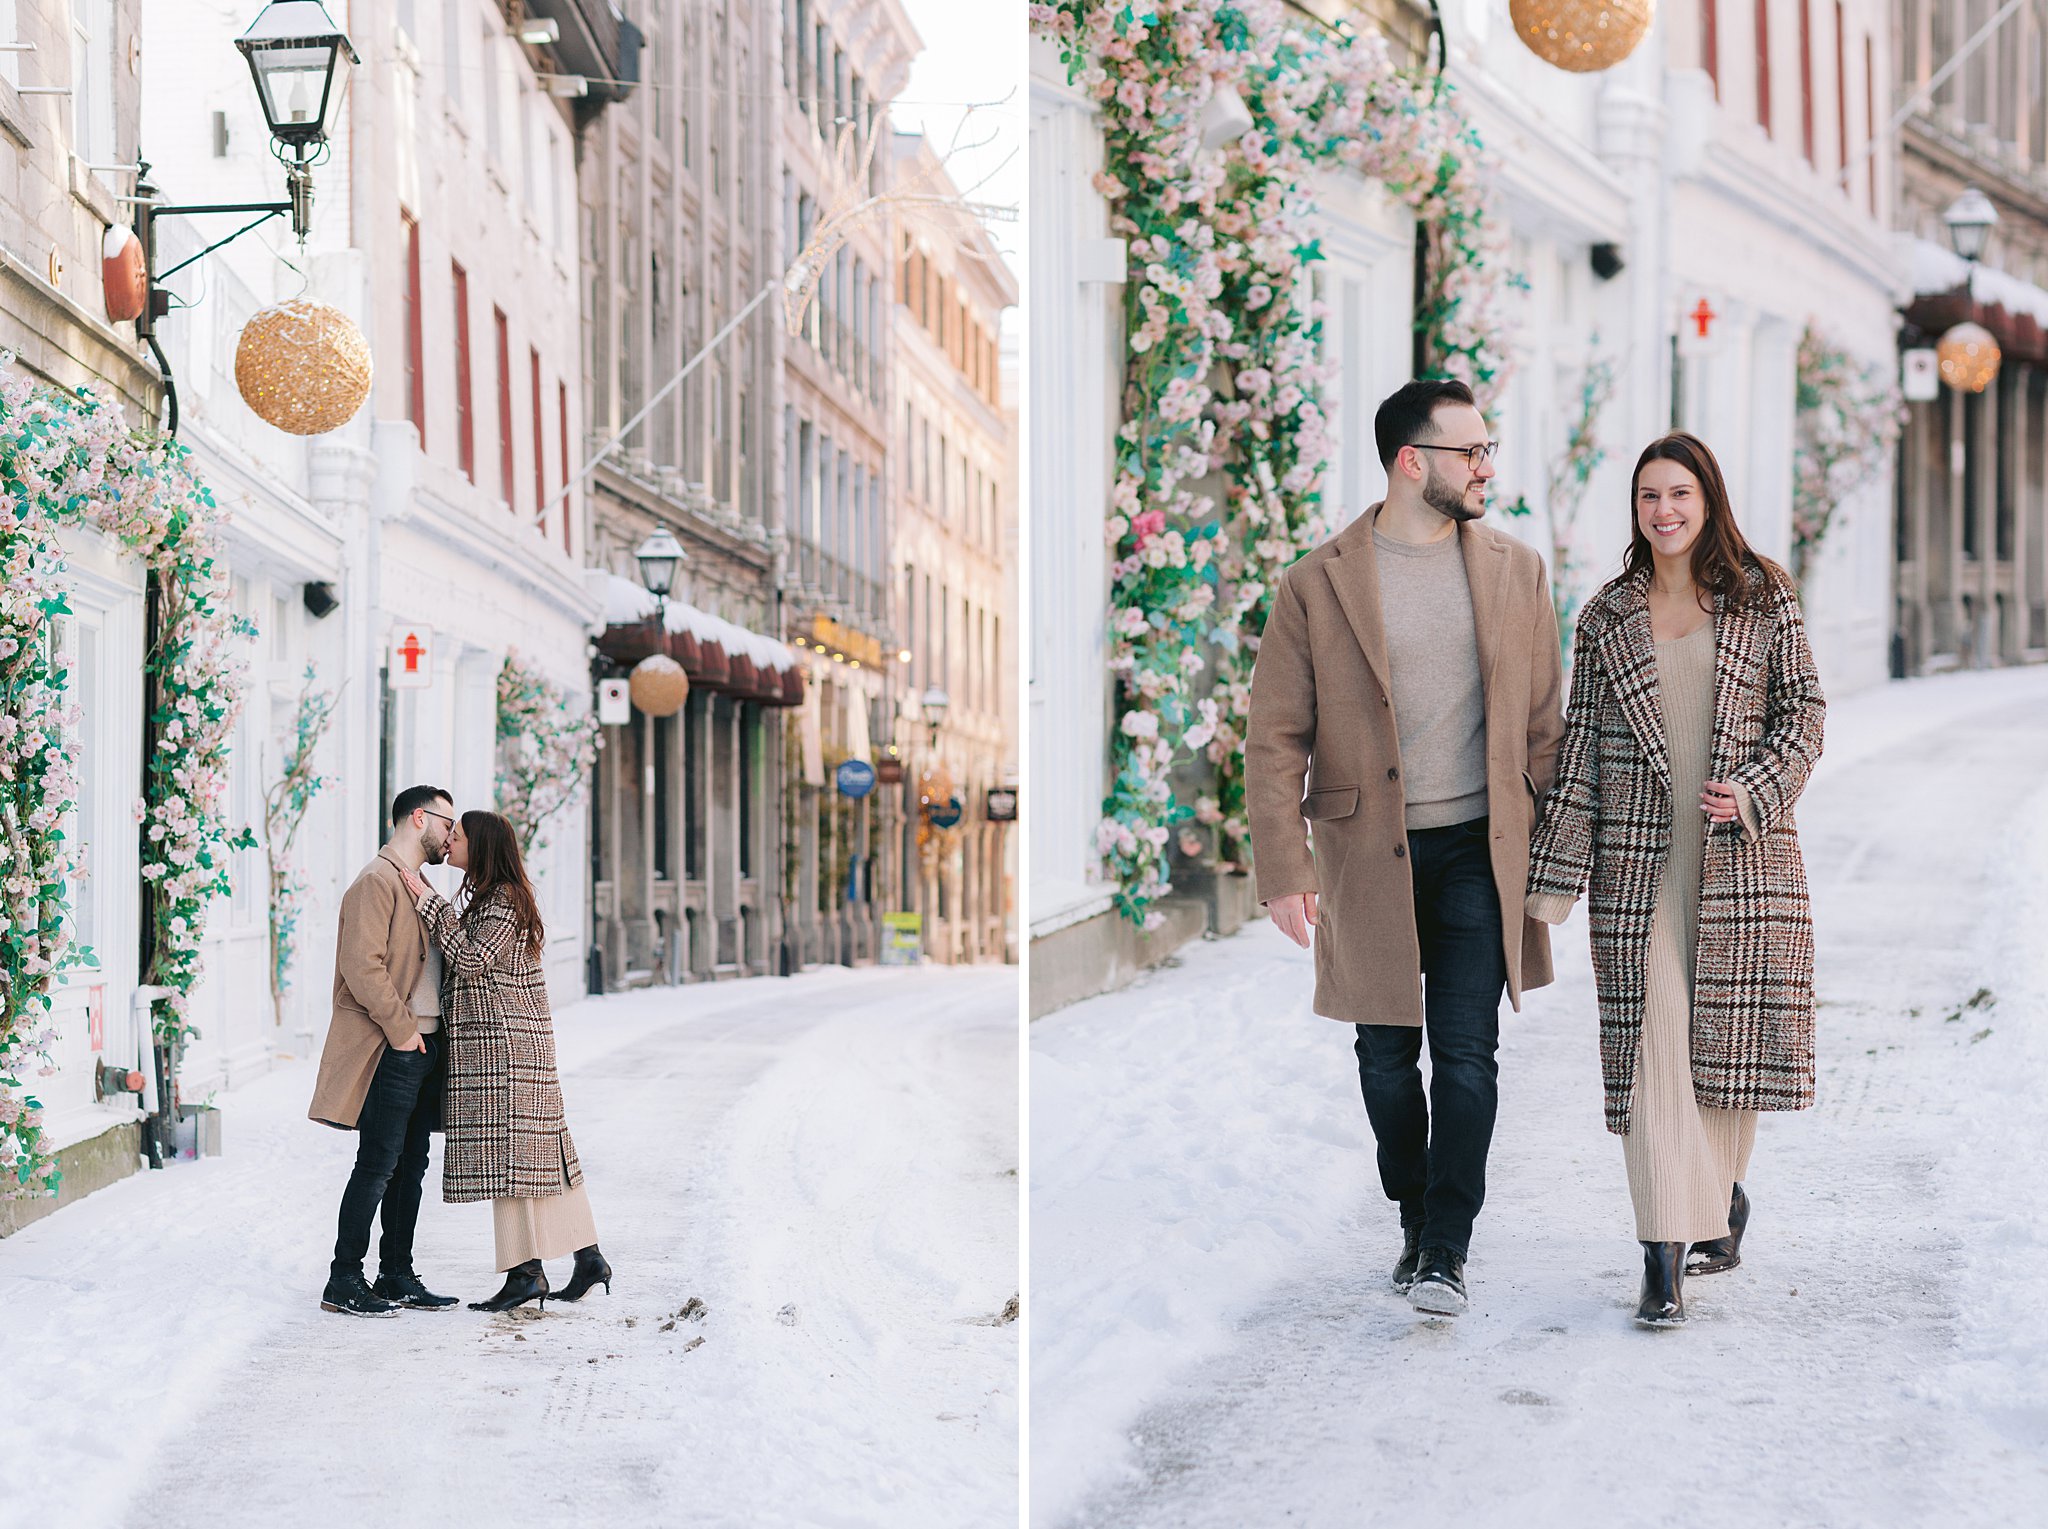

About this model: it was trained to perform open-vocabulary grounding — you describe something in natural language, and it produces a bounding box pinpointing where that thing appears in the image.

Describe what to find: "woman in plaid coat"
[398,811,612,1312]
[1527,433,1823,1329]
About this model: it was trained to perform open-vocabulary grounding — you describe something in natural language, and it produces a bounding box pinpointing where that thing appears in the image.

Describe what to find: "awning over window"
[1907,237,2048,363]
[598,575,803,707]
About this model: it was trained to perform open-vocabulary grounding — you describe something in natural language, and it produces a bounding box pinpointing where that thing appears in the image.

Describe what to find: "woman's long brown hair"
[1623,432,1790,611]
[457,810,544,957]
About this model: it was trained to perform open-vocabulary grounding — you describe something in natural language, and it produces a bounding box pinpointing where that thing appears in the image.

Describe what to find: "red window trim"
[530,347,546,538]
[558,380,572,555]
[495,306,514,509]
[401,210,425,446]
[1756,0,1773,136]
[1703,0,1719,100]
[452,260,474,481]
[1798,0,1815,164]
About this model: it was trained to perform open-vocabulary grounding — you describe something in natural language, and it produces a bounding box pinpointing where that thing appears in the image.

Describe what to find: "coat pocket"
[1301,785,1361,821]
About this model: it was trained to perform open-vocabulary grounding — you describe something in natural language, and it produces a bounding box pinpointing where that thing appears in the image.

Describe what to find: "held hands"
[1267,892,1319,949]
[1701,780,1740,826]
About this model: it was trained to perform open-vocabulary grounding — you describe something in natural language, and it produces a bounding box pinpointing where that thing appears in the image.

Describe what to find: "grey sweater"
[1374,528,1489,830]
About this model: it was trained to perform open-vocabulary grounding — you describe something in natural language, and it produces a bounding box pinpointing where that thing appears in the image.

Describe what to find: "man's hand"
[396,1031,427,1053]
[1267,892,1319,949]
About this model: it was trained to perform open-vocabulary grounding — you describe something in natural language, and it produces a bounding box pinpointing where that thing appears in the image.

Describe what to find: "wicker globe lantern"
[1509,1,1655,73]
[233,298,373,434]
[1936,321,2001,394]
[628,654,691,717]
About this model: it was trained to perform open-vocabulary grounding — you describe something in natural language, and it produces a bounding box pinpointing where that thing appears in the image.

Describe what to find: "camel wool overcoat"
[417,886,584,1203]
[1245,506,1567,1026]
[308,850,433,1130]
[1527,563,1825,1135]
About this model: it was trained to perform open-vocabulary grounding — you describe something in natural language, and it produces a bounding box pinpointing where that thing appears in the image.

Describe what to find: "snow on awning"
[602,573,797,673]
[1910,236,2048,327]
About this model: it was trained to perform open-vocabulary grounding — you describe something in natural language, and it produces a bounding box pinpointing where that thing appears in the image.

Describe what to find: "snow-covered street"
[3,964,1018,1529]
[1031,666,2048,1527]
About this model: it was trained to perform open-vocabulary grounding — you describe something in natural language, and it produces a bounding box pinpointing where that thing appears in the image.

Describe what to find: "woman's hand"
[397,865,433,907]
[1701,781,1740,825]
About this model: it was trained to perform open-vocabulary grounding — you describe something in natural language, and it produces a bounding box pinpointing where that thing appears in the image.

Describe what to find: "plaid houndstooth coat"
[418,887,584,1202]
[1528,562,1824,1136]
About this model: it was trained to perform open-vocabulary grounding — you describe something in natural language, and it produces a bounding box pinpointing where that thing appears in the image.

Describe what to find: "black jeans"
[1352,816,1507,1260]
[331,1031,444,1280]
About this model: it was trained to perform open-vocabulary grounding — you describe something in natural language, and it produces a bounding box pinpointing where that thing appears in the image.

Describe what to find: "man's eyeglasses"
[419,810,455,830]
[1409,440,1500,470]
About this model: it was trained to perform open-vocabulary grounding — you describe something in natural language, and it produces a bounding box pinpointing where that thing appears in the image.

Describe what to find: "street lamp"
[635,526,686,601]
[919,683,950,748]
[234,1,358,239]
[1944,187,1998,264]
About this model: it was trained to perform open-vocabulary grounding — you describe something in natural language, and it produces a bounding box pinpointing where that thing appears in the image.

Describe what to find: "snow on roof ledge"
[601,572,797,672]
[1910,236,2048,328]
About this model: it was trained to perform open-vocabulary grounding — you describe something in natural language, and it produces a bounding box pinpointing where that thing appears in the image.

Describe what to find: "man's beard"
[1423,465,1483,523]
[423,843,447,866]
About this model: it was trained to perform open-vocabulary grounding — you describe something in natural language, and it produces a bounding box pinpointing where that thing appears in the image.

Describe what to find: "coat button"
[1394,844,1406,859]
[1387,767,1398,780]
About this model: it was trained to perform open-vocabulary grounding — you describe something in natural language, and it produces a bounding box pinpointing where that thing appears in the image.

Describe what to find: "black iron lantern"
[635,526,686,600]
[235,2,359,154]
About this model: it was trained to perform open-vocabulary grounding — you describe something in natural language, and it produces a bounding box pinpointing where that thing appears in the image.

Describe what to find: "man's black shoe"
[1408,1246,1468,1316]
[321,1270,401,1318]
[373,1268,459,1309]
[1392,1226,1424,1293]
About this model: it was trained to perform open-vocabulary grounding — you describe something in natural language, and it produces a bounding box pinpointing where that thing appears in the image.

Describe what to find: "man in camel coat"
[1246,378,1566,1317]
[309,784,459,1318]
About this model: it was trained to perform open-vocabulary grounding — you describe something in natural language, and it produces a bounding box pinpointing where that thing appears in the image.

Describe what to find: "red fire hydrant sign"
[389,625,434,689]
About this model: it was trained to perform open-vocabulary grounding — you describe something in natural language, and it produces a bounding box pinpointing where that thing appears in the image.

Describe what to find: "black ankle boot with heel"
[469,1259,549,1312]
[1635,1241,1687,1327]
[1686,1183,1750,1276]
[554,1244,613,1303]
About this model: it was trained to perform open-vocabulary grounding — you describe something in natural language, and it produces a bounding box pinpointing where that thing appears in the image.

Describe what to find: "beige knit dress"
[1627,622,1757,1242]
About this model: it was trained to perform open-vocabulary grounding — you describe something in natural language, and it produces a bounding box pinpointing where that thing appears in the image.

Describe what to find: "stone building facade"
[1893,0,2048,674]
[890,131,1016,963]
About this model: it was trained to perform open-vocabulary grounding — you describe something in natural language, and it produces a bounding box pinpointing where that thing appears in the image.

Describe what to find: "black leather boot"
[1635,1241,1687,1327]
[468,1259,549,1312]
[373,1267,459,1309]
[321,1269,400,1318]
[1686,1183,1750,1276]
[554,1244,613,1302]
[1408,1246,1468,1316]
[1391,1226,1424,1293]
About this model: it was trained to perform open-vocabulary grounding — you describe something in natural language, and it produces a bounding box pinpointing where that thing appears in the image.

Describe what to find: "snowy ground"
[1031,665,2048,1527]
[2,964,1019,1529]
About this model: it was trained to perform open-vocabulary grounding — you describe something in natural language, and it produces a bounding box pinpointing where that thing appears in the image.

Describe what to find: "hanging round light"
[233,298,372,434]
[1936,321,2001,393]
[1509,1,1655,73]
[628,654,691,716]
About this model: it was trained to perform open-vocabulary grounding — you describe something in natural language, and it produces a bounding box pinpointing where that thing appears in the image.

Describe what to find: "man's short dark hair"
[390,784,453,826]
[1374,378,1478,469]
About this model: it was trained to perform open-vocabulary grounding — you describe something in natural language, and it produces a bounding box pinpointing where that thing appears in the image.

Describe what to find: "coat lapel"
[1593,573,1672,796]
[1322,505,1392,695]
[1708,584,1763,784]
[1462,525,1510,699]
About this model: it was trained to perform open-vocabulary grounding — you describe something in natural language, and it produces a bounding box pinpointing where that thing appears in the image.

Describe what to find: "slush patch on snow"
[775,1302,799,1325]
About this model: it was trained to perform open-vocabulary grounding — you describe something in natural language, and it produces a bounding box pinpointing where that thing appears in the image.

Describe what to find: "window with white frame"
[483,19,502,162]
[72,0,117,166]
[0,0,19,90]
[443,0,463,109]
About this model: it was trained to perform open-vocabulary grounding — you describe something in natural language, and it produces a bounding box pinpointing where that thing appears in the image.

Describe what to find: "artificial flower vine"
[1033,0,1513,925]
[1791,323,1903,583]
[1,379,253,1196]
[495,652,599,856]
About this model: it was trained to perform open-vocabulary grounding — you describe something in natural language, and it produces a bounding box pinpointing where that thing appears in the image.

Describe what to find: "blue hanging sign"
[927,794,964,830]
[835,759,877,798]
